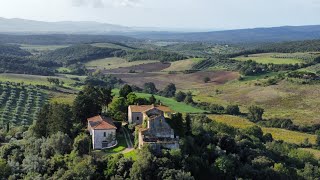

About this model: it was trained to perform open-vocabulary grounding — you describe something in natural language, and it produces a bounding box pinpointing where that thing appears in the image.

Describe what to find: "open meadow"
[233,53,308,64]
[208,114,317,145]
[162,58,204,72]
[19,44,69,54]
[195,79,320,126]
[85,57,159,70]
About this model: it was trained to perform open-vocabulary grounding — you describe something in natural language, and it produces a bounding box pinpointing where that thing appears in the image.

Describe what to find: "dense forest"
[0,34,137,45]
[1,85,320,179]
[36,44,124,65]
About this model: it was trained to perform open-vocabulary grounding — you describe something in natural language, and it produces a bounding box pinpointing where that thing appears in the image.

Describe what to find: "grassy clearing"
[91,43,133,50]
[163,58,204,72]
[208,114,254,128]
[195,79,320,125]
[299,148,320,159]
[233,53,304,64]
[103,132,127,154]
[85,57,158,70]
[123,150,138,161]
[208,114,317,145]
[112,89,204,113]
[298,64,320,73]
[19,44,69,53]
[49,92,76,105]
[135,92,205,113]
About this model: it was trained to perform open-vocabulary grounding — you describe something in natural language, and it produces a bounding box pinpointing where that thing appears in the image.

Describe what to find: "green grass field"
[135,92,205,113]
[103,132,127,154]
[112,89,204,113]
[299,148,320,159]
[163,58,204,72]
[233,53,304,64]
[123,150,138,161]
[208,114,317,145]
[85,57,158,70]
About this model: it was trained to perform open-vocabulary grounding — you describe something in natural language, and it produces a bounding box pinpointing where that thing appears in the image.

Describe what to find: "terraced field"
[208,114,317,145]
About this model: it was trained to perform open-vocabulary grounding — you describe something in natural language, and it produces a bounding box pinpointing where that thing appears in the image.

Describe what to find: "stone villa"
[128,104,172,124]
[128,104,179,149]
[87,115,117,150]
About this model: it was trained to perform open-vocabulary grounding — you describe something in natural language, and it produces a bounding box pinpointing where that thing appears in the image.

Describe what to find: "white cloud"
[71,0,141,8]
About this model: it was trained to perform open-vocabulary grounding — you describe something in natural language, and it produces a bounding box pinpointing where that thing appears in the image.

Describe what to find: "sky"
[0,0,319,30]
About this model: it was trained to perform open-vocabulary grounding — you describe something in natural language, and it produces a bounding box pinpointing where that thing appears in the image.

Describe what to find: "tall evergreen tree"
[33,104,50,138]
[48,103,72,136]
[119,84,132,98]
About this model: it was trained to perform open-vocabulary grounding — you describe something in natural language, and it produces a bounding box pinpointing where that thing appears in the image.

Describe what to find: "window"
[104,132,106,137]
[137,116,140,120]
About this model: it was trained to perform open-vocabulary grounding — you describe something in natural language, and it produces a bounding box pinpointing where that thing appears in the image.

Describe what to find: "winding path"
[119,127,134,154]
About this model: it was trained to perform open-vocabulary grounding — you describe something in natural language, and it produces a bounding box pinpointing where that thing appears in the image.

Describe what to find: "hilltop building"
[87,115,117,150]
[128,104,179,149]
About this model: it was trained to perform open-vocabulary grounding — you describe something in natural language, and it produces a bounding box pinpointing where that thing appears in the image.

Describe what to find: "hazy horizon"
[0,0,319,31]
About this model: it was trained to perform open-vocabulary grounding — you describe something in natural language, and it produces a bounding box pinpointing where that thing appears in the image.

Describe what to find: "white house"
[128,104,172,124]
[87,115,117,150]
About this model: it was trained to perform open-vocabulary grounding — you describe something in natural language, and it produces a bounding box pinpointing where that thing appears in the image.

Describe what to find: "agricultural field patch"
[85,57,159,71]
[299,148,320,159]
[0,83,47,127]
[0,73,81,89]
[298,64,320,73]
[208,114,317,145]
[135,92,205,113]
[49,92,76,105]
[19,44,69,54]
[113,71,239,90]
[100,62,170,73]
[91,43,133,50]
[163,58,204,72]
[196,80,320,125]
[233,53,308,64]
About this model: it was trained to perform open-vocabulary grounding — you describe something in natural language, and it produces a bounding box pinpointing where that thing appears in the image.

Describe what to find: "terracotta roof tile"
[87,115,117,130]
[129,105,172,113]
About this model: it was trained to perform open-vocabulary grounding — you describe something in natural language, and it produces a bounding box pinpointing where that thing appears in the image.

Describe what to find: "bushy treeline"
[237,59,320,76]
[0,44,31,57]
[37,44,124,65]
[0,55,55,76]
[0,34,135,45]
[124,49,188,62]
[256,39,320,53]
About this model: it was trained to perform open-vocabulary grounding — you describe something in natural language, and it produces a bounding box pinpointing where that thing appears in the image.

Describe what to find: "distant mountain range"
[131,25,320,43]
[0,17,132,34]
[1,17,320,43]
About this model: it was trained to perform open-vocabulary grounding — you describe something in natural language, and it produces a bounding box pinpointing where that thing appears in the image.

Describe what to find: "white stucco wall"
[128,107,132,123]
[92,129,116,149]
